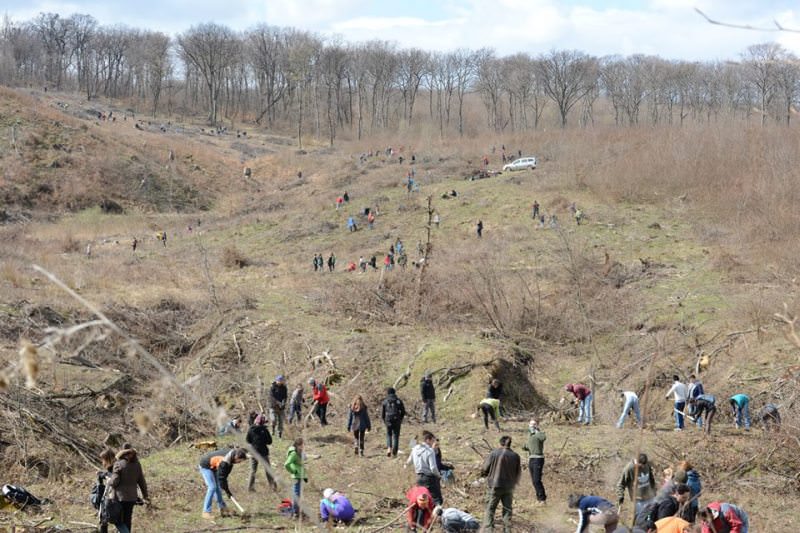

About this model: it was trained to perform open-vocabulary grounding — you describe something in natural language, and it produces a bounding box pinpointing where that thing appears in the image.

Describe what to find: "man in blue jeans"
[616,391,642,429]
[664,376,687,431]
[729,393,751,430]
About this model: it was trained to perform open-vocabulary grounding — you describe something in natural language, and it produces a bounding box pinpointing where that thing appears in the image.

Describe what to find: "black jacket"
[246,424,273,457]
[487,383,503,400]
[420,378,436,400]
[654,496,680,522]
[381,394,406,425]
[270,382,288,407]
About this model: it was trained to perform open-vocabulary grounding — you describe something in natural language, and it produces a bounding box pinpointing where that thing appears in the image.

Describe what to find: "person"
[405,485,434,532]
[284,438,307,518]
[319,488,355,527]
[648,483,691,527]
[369,255,378,270]
[653,516,691,533]
[487,379,503,400]
[336,196,343,210]
[199,447,247,519]
[729,394,751,430]
[688,393,716,434]
[759,402,781,431]
[522,419,546,504]
[343,191,350,203]
[675,461,701,522]
[97,448,117,533]
[575,209,584,225]
[565,383,593,425]
[347,394,371,456]
[381,387,406,457]
[617,453,657,515]
[288,384,304,425]
[368,211,375,228]
[131,238,138,253]
[438,506,480,532]
[160,231,167,247]
[420,372,436,423]
[617,390,642,429]
[476,220,483,238]
[433,438,455,485]
[218,415,241,436]
[480,436,521,533]
[309,378,329,426]
[478,398,501,430]
[327,253,336,272]
[270,375,288,438]
[246,414,277,492]
[347,216,357,232]
[665,376,688,431]
[359,256,367,272]
[107,444,149,533]
[408,430,442,505]
[567,494,619,533]
[698,501,749,533]
[532,201,540,219]
[313,254,320,272]
[686,375,705,428]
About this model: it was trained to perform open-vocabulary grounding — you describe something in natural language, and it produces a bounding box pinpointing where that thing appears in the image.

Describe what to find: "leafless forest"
[2,13,798,140]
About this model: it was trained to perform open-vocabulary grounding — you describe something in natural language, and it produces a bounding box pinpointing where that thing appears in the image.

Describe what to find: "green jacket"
[284,446,305,480]
[616,461,656,503]
[479,398,500,417]
[523,429,546,458]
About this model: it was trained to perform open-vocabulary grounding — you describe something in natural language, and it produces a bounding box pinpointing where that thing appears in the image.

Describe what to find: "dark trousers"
[385,421,402,455]
[353,429,366,453]
[416,473,443,505]
[248,455,276,490]
[528,457,546,501]
[315,402,328,425]
[484,487,513,533]
[481,405,499,430]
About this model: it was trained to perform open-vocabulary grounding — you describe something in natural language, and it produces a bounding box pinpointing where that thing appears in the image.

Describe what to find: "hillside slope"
[0,87,798,532]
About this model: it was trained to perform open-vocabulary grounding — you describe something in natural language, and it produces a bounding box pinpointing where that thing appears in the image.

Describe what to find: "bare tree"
[537,49,597,127]
[742,43,784,126]
[177,23,240,125]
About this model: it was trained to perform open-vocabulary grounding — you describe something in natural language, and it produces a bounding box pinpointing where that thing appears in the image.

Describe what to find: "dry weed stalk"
[775,303,800,354]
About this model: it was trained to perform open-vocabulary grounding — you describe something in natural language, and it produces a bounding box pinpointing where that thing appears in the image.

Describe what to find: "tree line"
[1,13,798,143]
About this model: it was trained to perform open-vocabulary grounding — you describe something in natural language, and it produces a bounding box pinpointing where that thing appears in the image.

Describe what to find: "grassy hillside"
[0,86,798,532]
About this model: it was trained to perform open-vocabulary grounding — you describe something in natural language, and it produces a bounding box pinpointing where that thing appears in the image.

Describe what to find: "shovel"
[229,496,245,514]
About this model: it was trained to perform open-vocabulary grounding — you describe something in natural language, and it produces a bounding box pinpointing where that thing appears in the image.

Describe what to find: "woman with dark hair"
[347,395,371,456]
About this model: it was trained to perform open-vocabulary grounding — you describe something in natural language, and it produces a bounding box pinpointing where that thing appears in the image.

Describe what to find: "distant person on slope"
[729,393,751,430]
[199,448,247,520]
[381,387,406,457]
[420,372,436,423]
[617,390,642,429]
[687,393,717,435]
[347,394,371,456]
[565,383,593,425]
[246,414,277,492]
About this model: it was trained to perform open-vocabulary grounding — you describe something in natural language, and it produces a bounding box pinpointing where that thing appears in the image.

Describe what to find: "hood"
[411,443,430,460]
[115,448,138,461]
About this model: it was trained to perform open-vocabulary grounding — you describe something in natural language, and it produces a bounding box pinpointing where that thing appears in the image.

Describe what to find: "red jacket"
[405,486,434,529]
[701,502,747,533]
[567,383,591,400]
[312,384,329,405]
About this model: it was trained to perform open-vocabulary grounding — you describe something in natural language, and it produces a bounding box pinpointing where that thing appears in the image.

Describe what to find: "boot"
[386,447,392,457]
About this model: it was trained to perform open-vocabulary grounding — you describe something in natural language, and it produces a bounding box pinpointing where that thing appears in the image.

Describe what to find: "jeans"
[385,421,402,455]
[314,402,328,425]
[578,393,593,424]
[271,406,285,437]
[291,479,301,515]
[200,467,224,513]
[288,404,302,424]
[674,401,686,429]
[484,487,513,533]
[528,457,546,501]
[422,399,436,423]
[353,429,366,453]
[735,402,751,429]
[616,396,641,428]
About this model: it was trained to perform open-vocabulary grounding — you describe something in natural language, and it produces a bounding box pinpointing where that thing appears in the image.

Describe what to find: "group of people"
[562,376,782,436]
[94,444,149,533]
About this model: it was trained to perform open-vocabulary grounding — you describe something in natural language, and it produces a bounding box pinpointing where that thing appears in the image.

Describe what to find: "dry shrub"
[221,246,250,269]
[62,234,82,253]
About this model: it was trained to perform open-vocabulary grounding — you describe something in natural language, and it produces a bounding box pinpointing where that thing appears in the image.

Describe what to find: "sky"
[4,0,800,61]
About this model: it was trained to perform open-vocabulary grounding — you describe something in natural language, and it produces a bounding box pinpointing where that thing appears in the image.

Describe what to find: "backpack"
[634,500,660,530]
[2,484,43,507]
[384,397,403,424]
[90,477,105,510]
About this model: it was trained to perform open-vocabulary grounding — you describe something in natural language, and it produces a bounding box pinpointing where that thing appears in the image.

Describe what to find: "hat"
[254,414,267,426]
[323,488,334,500]
[276,375,285,383]
[673,469,688,483]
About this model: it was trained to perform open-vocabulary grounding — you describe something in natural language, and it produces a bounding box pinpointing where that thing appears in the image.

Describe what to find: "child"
[284,438,306,517]
[288,385,304,425]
